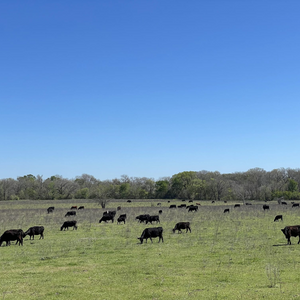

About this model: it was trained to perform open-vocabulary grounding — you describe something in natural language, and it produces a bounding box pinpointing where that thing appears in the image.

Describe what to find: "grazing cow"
[117,215,126,224]
[224,208,230,213]
[24,226,44,240]
[157,203,161,206]
[127,200,132,203]
[167,201,170,203]
[117,206,121,211]
[65,211,76,217]
[263,204,269,211]
[178,204,186,208]
[71,206,77,210]
[146,215,160,224]
[196,203,201,206]
[78,206,84,210]
[274,215,283,222]
[212,201,215,203]
[103,210,116,217]
[281,226,300,244]
[61,221,77,231]
[99,215,114,223]
[292,203,299,208]
[234,204,240,208]
[169,205,176,209]
[281,201,287,205]
[182,199,186,202]
[224,201,227,203]
[245,203,252,205]
[159,210,162,214]
[0,229,24,246]
[136,214,150,223]
[189,200,193,203]
[172,222,191,233]
[138,227,163,244]
[188,205,198,212]
[47,206,54,213]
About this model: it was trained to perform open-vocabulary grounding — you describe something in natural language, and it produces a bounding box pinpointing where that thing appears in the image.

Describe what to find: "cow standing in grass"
[281,226,300,244]
[138,227,163,244]
[24,226,44,240]
[0,229,24,246]
[61,221,77,231]
[172,222,191,233]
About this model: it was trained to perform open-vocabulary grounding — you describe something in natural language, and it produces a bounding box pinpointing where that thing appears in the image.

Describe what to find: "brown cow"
[281,226,300,244]
[71,206,77,210]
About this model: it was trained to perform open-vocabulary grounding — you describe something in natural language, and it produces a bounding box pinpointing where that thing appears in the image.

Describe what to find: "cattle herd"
[1,200,300,246]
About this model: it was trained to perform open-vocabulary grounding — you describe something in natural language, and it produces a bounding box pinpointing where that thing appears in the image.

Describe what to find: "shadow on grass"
[273,243,289,247]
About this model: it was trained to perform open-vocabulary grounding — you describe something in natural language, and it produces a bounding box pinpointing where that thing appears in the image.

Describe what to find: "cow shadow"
[273,243,289,247]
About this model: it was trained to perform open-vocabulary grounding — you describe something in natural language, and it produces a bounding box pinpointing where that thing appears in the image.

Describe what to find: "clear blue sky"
[1,1,300,181]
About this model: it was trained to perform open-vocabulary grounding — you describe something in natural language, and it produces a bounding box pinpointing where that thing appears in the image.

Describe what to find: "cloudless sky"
[1,1,300,181]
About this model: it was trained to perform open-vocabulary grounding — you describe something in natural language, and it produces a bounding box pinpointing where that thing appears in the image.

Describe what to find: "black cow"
[274,215,283,222]
[65,211,76,217]
[189,200,193,203]
[245,203,252,205]
[188,205,198,212]
[103,210,116,217]
[234,204,240,208]
[117,214,127,224]
[169,205,176,209]
[292,203,299,208]
[157,203,161,206]
[159,210,162,214]
[136,214,150,223]
[138,227,163,244]
[47,206,54,213]
[172,222,191,233]
[99,215,114,223]
[117,206,121,211]
[263,204,269,211]
[0,229,24,246]
[61,221,77,231]
[127,200,132,203]
[224,208,230,213]
[78,206,85,210]
[178,204,186,208]
[281,201,287,205]
[281,226,300,244]
[145,215,160,224]
[24,226,44,240]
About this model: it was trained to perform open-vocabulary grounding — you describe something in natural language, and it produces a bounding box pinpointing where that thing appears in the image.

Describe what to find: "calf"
[274,215,283,222]
[136,214,150,223]
[146,215,160,224]
[61,221,77,231]
[24,226,44,240]
[138,227,163,244]
[99,215,114,223]
[188,205,198,212]
[224,208,230,213]
[263,204,269,211]
[0,229,24,246]
[117,214,127,224]
[71,206,77,210]
[65,211,76,217]
[281,225,300,244]
[47,206,54,213]
[172,222,191,233]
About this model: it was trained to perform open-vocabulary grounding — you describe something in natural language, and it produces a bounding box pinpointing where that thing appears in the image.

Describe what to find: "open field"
[0,199,300,299]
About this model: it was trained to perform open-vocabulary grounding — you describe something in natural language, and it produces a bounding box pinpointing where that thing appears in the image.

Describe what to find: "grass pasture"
[0,199,300,299]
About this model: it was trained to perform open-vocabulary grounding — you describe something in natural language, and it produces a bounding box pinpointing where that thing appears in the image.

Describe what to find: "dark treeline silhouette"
[1,168,300,202]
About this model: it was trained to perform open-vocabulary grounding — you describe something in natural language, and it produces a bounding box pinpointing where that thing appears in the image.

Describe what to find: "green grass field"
[0,199,299,299]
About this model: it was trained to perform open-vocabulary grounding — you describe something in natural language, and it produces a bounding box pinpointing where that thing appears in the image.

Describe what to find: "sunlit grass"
[0,199,299,299]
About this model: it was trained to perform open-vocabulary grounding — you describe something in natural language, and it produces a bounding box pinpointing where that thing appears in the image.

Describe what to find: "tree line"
[1,168,300,202]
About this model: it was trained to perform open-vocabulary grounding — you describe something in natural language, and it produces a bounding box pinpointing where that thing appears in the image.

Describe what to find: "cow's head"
[281,228,287,237]
[137,237,143,244]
